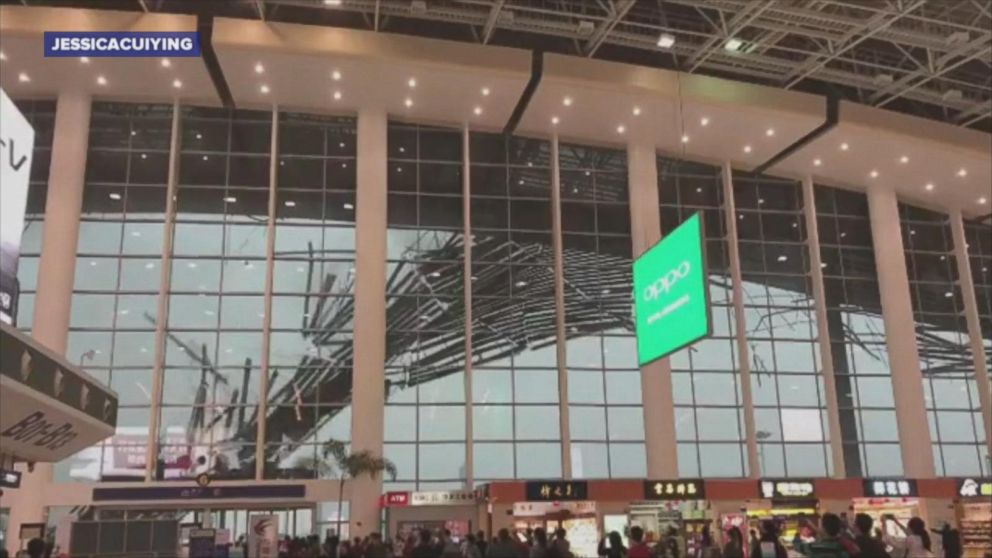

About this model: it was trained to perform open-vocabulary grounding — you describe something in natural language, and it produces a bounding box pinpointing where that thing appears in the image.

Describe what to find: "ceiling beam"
[686,0,776,73]
[481,0,506,45]
[254,0,265,21]
[137,0,149,12]
[584,0,636,57]
[872,36,992,106]
[374,0,380,31]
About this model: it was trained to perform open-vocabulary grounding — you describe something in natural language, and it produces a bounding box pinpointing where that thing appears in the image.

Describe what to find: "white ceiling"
[0,6,989,217]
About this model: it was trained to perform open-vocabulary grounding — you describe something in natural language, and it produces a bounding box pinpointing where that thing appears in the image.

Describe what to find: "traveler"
[532,528,551,558]
[477,531,489,557]
[723,528,745,558]
[368,533,391,558]
[325,535,341,558]
[26,538,46,558]
[931,525,961,558]
[487,528,519,558]
[662,527,681,558]
[466,534,483,558]
[792,514,859,558]
[551,528,572,558]
[628,526,653,558]
[882,517,932,558]
[749,520,788,558]
[414,529,441,558]
[441,530,462,558]
[851,514,890,558]
[598,531,627,558]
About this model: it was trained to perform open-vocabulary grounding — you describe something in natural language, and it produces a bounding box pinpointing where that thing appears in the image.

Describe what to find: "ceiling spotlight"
[333,90,342,100]
[284,200,297,207]
[925,182,935,191]
[80,56,90,64]
[343,202,355,210]
[899,155,909,163]
[140,153,148,159]
[161,58,171,68]
[957,168,967,177]
[563,96,573,107]
[408,77,417,88]
[869,170,879,178]
[743,145,752,153]
[979,197,988,205]
[482,87,491,96]
[17,72,29,83]
[254,62,264,74]
[551,116,560,125]
[657,33,676,48]
[324,0,342,5]
[331,69,342,81]
[765,128,775,137]
[473,106,483,116]
[196,133,203,140]
[172,79,183,89]
[96,75,107,86]
[260,84,270,94]
[724,37,743,51]
[202,155,209,161]
[404,97,413,108]
[681,134,689,143]
[700,117,709,126]
[0,51,6,61]
[108,192,122,201]
[632,106,641,116]
[813,158,822,166]
[840,142,849,151]
[223,196,237,203]
[617,125,626,134]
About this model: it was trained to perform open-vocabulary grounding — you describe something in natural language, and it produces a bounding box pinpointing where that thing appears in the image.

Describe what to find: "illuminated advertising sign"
[957,478,992,498]
[864,478,918,498]
[525,481,588,501]
[760,479,815,499]
[644,479,705,500]
[633,212,711,365]
[0,88,34,325]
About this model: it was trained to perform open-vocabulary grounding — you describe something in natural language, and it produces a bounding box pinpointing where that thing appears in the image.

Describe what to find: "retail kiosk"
[955,478,991,558]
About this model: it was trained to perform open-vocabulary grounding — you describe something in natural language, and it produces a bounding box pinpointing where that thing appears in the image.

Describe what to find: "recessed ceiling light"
[0,51,6,61]
[408,77,417,88]
[777,255,788,262]
[869,170,879,178]
[700,117,709,126]
[551,116,559,125]
[284,200,296,207]
[333,90,342,100]
[404,97,413,108]
[813,158,822,166]
[161,58,171,68]
[339,142,346,148]
[899,155,909,163]
[260,84,270,94]
[743,145,752,153]
[957,168,967,177]
[202,155,209,161]
[140,153,148,160]
[173,79,183,89]
[725,37,743,51]
[980,197,988,205]
[473,106,483,116]
[925,182,935,191]
[254,62,264,74]
[563,96,573,107]
[632,106,641,116]
[224,196,237,203]
[681,134,689,143]
[765,128,775,137]
[324,0,342,5]
[96,75,107,86]
[331,69,342,81]
[80,56,90,64]
[196,133,203,140]
[343,202,355,210]
[657,33,676,49]
[840,142,849,151]
[617,125,626,134]
[17,72,29,82]
[481,87,491,96]
[108,193,122,200]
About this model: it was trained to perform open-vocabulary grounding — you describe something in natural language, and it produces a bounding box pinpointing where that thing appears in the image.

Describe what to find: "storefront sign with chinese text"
[644,479,705,500]
[760,479,815,499]
[525,481,588,501]
[863,479,917,498]
[957,478,992,498]
[411,490,478,506]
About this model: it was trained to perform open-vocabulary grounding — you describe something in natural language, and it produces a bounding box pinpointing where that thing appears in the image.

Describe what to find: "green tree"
[323,440,397,537]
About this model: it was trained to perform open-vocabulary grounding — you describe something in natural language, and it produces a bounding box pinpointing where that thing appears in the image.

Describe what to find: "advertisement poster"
[0,87,35,325]
[248,514,279,558]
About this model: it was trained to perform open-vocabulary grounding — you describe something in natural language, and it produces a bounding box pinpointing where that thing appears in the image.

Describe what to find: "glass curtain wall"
[965,220,992,374]
[733,172,830,477]
[384,122,467,490]
[560,142,645,479]
[815,185,902,476]
[469,132,562,481]
[58,103,173,482]
[12,99,55,332]
[900,203,988,476]
[658,158,746,478]
[266,112,357,478]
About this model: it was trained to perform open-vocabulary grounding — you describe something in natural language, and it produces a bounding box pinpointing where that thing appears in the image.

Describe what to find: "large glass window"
[965,219,992,426]
[58,103,173,482]
[561,142,645,479]
[470,132,561,481]
[384,122,467,489]
[734,172,830,477]
[901,203,987,476]
[265,112,356,478]
[659,158,746,477]
[816,185,902,476]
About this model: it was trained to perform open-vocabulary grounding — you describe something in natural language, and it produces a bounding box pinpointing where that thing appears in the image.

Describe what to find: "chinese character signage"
[644,480,705,500]
[957,478,992,498]
[525,481,588,501]
[410,490,478,506]
[863,479,917,498]
[760,479,815,499]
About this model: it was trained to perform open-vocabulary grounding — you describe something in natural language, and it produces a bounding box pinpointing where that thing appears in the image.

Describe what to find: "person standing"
[531,529,551,558]
[723,528,745,558]
[628,527,653,558]
[931,525,962,558]
[882,517,932,558]
[465,534,483,558]
[552,528,572,558]
[598,531,627,558]
[851,514,890,558]
[488,529,521,558]
[477,531,489,558]
[749,520,787,558]
[792,514,857,558]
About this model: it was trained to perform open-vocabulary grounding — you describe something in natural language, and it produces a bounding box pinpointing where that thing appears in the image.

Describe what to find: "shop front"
[629,479,709,557]
[856,478,922,540]
[955,478,991,558]
[719,479,820,558]
[382,490,480,543]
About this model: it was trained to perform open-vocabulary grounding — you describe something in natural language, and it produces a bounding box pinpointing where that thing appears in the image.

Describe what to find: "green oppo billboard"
[633,211,711,366]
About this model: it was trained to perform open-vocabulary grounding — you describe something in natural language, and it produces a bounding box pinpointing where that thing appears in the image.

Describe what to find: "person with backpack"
[793,514,859,558]
[750,520,788,558]
[851,514,890,558]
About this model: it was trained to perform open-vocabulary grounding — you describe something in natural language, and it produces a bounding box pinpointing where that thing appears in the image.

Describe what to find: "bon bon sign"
[633,212,711,365]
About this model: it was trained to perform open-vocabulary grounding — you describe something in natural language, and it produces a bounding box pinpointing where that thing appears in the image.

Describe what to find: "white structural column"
[800,176,846,477]
[550,133,572,478]
[949,210,992,455]
[256,106,279,479]
[866,185,935,477]
[461,125,475,488]
[349,108,389,534]
[627,142,678,477]
[720,162,760,477]
[145,101,182,480]
[4,91,91,550]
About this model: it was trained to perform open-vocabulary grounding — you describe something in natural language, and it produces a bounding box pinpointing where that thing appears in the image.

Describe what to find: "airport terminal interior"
[0,1,990,557]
